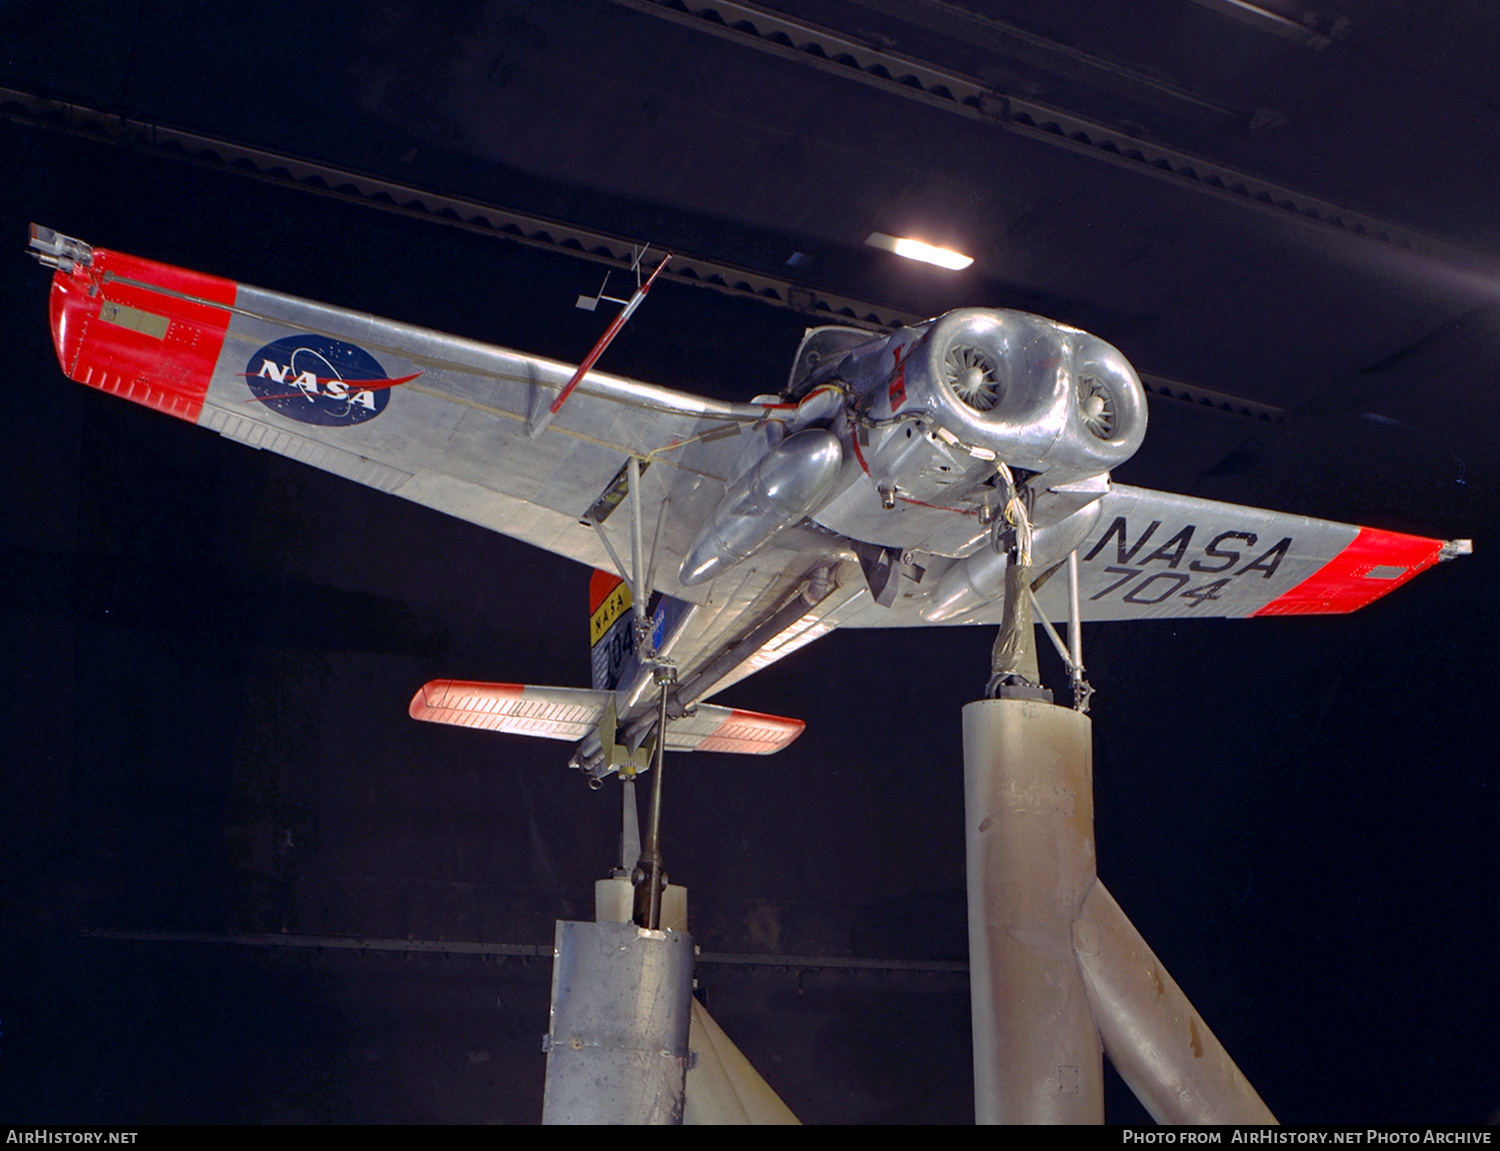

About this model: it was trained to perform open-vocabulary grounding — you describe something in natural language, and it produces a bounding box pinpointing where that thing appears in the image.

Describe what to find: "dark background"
[1,0,1496,1124]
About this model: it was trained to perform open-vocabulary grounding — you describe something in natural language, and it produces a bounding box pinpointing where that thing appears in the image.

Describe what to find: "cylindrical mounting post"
[963,697,1103,1123]
[541,919,694,1124]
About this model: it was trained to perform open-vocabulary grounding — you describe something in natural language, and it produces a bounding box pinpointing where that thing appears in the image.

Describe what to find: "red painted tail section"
[47,248,237,422]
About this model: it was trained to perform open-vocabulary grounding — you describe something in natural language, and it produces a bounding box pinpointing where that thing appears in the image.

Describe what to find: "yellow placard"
[589,581,632,646]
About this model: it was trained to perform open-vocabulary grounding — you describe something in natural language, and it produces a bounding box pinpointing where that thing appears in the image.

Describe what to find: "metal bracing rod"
[668,567,833,710]
[1065,549,1093,712]
[1027,568,1092,712]
[633,676,673,930]
[1067,550,1084,673]
[1028,586,1077,674]
[628,454,648,624]
[621,778,641,874]
[588,515,634,590]
[644,497,669,608]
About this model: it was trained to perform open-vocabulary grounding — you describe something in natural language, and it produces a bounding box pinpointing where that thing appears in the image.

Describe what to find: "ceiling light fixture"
[1184,0,1339,49]
[866,232,974,271]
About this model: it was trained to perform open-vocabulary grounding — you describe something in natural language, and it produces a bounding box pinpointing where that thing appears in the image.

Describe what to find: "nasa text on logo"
[243,335,418,426]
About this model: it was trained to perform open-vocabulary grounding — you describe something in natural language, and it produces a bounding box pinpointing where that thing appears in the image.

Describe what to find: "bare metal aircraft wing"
[907,484,1463,628]
[30,226,1468,766]
[30,227,829,703]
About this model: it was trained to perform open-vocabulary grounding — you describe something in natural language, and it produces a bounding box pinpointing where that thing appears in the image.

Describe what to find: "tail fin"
[589,570,634,691]
[588,569,696,697]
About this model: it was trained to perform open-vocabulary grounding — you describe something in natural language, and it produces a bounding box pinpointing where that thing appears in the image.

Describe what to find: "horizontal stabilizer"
[409,680,804,755]
[410,681,602,741]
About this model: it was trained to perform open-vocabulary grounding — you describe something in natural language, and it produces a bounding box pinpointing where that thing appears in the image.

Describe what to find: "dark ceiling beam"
[610,0,1481,270]
[1138,372,1283,425]
[1182,0,1344,50]
[1,85,1279,422]
[847,0,1253,126]
[0,85,914,331]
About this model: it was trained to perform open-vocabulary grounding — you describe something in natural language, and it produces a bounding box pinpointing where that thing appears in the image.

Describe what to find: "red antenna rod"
[549,254,672,417]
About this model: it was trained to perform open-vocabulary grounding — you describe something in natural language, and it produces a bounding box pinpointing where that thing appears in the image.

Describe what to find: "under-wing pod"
[678,428,843,586]
[923,486,1107,621]
[876,309,1147,485]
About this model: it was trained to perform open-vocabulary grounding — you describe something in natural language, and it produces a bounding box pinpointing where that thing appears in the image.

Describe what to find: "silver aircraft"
[28,225,1469,778]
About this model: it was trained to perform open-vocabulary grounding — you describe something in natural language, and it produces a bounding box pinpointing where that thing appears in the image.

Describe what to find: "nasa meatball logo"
[243,335,418,427]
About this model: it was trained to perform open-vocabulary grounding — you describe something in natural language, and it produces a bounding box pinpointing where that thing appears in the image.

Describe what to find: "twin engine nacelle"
[676,309,1148,589]
[865,308,1147,490]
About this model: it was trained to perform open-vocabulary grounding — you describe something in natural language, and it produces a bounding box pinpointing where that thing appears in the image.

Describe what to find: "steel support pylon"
[964,697,1103,1124]
[540,918,695,1124]
[962,693,1278,1125]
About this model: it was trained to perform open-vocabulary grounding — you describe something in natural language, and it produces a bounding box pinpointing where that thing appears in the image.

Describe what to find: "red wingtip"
[1253,526,1446,616]
[47,248,236,423]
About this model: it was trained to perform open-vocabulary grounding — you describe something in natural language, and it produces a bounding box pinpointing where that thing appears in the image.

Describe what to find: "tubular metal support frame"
[962,691,1274,1124]
[1074,882,1277,1125]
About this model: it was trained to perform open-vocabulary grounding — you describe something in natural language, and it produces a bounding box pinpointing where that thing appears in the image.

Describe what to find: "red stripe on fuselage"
[1252,526,1445,616]
[49,249,236,423]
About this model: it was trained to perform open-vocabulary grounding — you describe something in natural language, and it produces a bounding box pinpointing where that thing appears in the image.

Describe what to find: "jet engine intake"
[678,428,843,586]
[868,309,1146,488]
